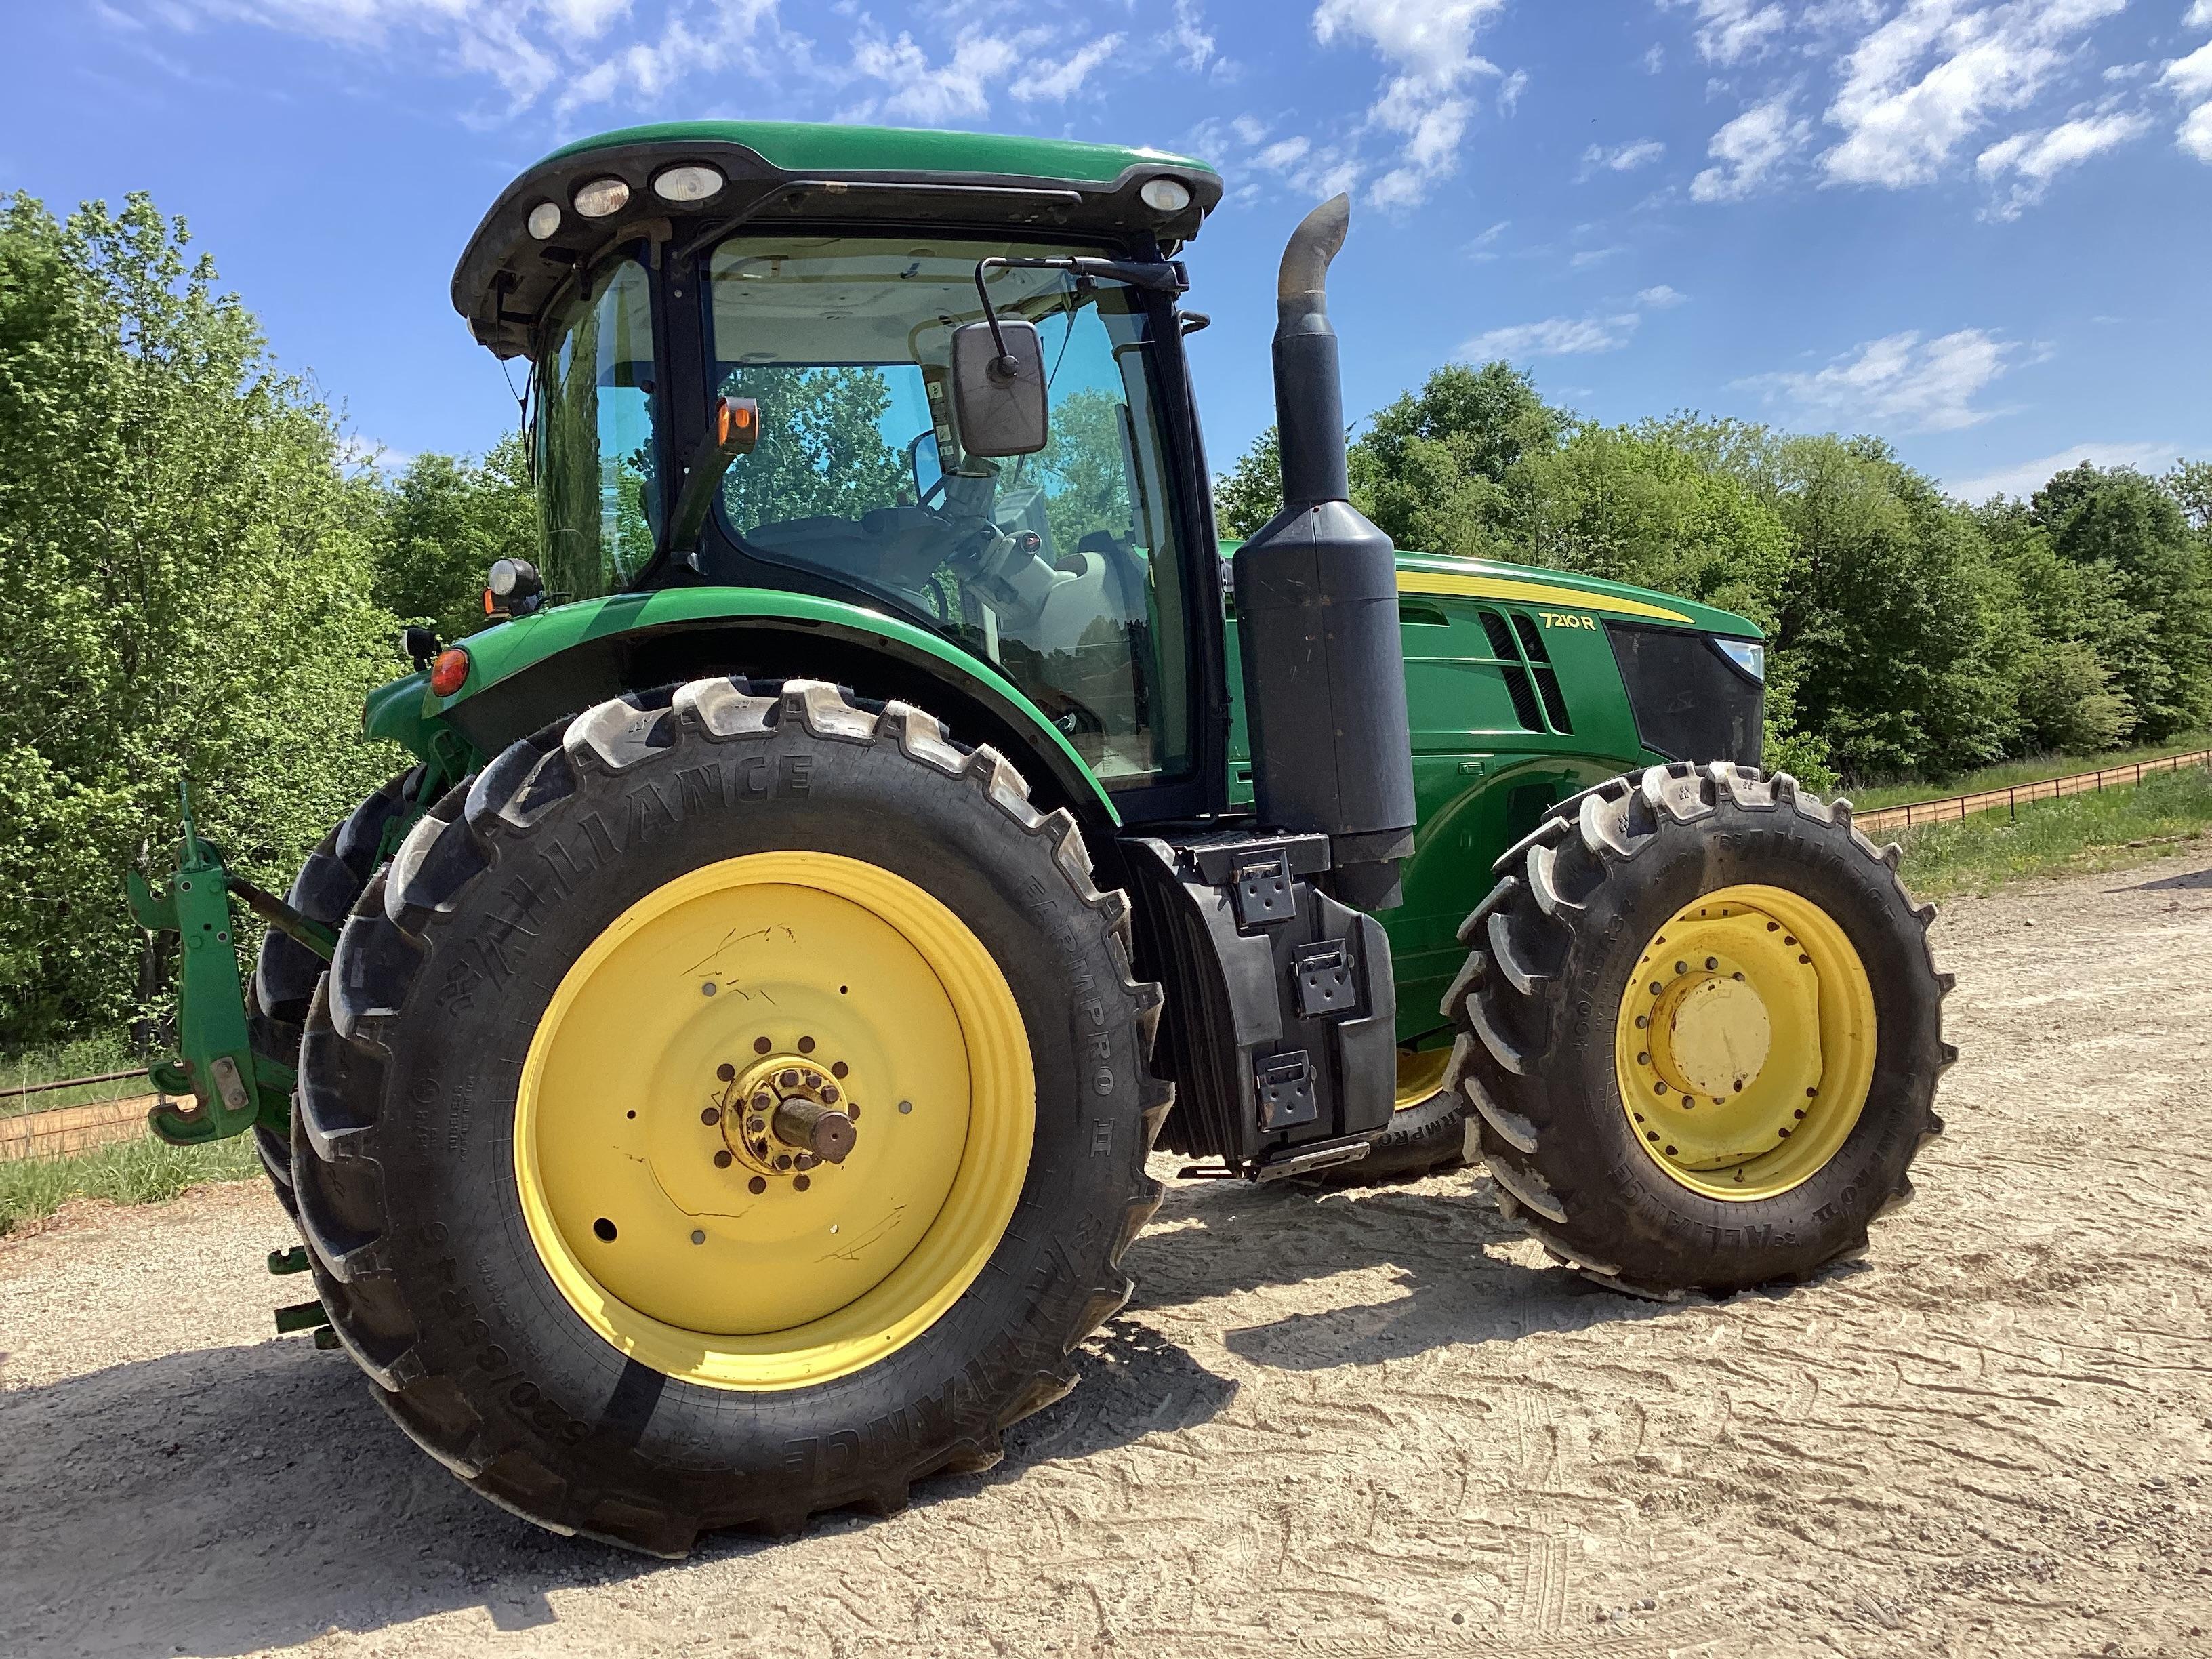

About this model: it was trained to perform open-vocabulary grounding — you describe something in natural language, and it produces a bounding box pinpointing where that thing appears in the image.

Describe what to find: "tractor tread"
[1449,760,1950,1298]
[292,676,1168,1556]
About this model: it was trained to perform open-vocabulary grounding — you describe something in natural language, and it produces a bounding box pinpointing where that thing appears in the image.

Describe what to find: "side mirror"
[908,428,945,502]
[949,319,1048,457]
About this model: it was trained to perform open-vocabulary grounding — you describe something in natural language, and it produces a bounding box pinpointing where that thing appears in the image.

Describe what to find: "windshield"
[537,255,660,601]
[704,234,1191,785]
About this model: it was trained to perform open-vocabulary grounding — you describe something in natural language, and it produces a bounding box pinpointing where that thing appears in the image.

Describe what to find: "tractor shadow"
[2116,863,2212,893]
[1120,1164,1842,1372]
[0,1298,1237,1656]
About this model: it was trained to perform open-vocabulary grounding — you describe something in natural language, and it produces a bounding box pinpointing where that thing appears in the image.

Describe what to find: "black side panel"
[1124,833,1395,1176]
[1605,625,1765,769]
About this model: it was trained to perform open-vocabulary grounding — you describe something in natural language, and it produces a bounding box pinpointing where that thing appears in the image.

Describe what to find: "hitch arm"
[125,792,298,1146]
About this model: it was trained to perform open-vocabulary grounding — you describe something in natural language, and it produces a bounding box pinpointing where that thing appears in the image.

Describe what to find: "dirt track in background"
[5,855,2212,1659]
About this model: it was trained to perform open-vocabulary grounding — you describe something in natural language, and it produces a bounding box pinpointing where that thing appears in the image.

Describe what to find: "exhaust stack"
[1231,196,1417,911]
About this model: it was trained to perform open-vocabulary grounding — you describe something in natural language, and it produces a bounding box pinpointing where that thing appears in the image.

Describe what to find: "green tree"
[1212,424,1281,539]
[1499,418,1792,628]
[369,434,536,642]
[0,192,403,1044]
[1771,437,2012,780]
[2031,464,2211,739]
[1353,361,1568,557]
[718,365,907,530]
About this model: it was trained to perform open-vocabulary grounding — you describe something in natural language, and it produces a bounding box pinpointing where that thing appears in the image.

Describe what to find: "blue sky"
[5,0,2209,500]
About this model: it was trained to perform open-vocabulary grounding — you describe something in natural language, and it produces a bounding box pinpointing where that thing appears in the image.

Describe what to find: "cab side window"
[537,257,659,600]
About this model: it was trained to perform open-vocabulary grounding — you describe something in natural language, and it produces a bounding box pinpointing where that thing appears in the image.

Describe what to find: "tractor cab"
[459,122,1229,815]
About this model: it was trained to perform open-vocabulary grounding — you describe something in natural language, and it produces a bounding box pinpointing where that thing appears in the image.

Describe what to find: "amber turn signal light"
[716,396,759,452]
[429,647,471,697]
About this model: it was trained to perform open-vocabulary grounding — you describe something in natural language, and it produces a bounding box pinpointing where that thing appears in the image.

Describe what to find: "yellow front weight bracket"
[124,787,333,1145]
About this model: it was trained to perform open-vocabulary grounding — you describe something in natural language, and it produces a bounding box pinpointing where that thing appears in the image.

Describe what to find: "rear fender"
[427,590,1119,825]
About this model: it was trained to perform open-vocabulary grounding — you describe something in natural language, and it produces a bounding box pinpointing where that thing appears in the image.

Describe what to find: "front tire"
[291,678,1168,1554]
[1445,762,1952,1298]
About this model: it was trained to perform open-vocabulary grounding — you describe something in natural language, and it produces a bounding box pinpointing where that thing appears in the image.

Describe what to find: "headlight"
[573,177,631,219]
[525,201,562,239]
[1713,638,1765,682]
[1139,176,1193,213]
[652,163,724,203]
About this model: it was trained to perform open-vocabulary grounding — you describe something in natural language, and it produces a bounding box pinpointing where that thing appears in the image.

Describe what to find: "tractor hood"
[1390,552,1763,638]
[452,120,1223,359]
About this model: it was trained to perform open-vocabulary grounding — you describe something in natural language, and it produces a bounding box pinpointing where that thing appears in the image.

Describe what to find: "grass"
[1894,762,2212,898]
[0,1031,148,1119]
[1849,731,2212,811]
[0,1132,262,1237]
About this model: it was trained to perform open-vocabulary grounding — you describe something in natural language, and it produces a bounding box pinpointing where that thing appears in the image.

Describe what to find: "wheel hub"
[1614,885,1877,1200]
[1650,964,1771,1099]
[718,1049,861,1187]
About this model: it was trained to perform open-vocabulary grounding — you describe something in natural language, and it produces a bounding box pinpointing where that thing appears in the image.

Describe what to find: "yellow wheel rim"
[514,851,1033,1391]
[1613,884,1876,1202]
[1395,1047,1451,1111]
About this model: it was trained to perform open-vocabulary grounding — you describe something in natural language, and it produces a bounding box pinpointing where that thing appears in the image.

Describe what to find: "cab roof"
[452,120,1223,360]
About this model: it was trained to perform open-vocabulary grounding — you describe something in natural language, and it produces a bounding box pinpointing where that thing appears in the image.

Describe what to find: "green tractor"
[127,121,1951,1555]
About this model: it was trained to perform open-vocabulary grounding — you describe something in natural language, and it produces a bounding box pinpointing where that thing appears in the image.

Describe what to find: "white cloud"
[1570,245,1626,268]
[1946,441,2178,500]
[1666,0,1790,65]
[1498,66,1530,112]
[1168,0,1216,73]
[1460,283,1685,361]
[2160,38,2212,161]
[1311,0,1509,207]
[1467,218,1509,259]
[1010,31,1120,102]
[1580,137,1668,178]
[1975,109,2150,215]
[1462,313,1643,359]
[1643,41,1666,73]
[2182,99,2212,159]
[1820,0,2129,190]
[849,27,1036,122]
[2190,0,2212,25]
[2167,40,2212,99]
[1692,89,1811,200]
[1737,328,2022,432]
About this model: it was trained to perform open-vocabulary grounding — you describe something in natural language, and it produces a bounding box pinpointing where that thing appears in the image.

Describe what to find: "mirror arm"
[970,258,1024,381]
[659,397,760,562]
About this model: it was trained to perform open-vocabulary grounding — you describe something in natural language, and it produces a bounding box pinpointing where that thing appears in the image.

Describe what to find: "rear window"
[1605,626,1763,768]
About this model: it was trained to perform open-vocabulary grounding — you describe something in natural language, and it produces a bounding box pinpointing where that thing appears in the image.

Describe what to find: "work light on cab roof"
[121,116,1952,1562]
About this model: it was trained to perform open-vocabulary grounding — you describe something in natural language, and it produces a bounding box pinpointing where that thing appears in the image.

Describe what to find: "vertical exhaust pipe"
[1231,196,1417,910]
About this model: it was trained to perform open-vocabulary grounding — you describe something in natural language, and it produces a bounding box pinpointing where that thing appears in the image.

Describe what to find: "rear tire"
[247,769,420,1217]
[1446,762,1952,1298]
[291,678,1169,1555]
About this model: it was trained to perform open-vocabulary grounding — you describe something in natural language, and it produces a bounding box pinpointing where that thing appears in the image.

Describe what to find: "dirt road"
[5,855,2212,1658]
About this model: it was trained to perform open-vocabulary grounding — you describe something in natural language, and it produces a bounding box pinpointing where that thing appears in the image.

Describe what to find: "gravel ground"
[5,854,2211,1659]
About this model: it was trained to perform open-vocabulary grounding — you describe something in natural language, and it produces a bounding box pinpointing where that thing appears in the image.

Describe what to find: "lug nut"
[747,1116,765,1134]
[803,1071,822,1089]
[714,1150,732,1168]
[831,1061,850,1079]
[716,1063,736,1082]
[821,1085,840,1104]
[752,1090,773,1111]
[748,1176,766,1195]
[754,1036,773,1054]
[794,1174,811,1192]
[1705,957,1717,970]
[779,1069,800,1088]
[797,1036,816,1054]
[699,1106,720,1126]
